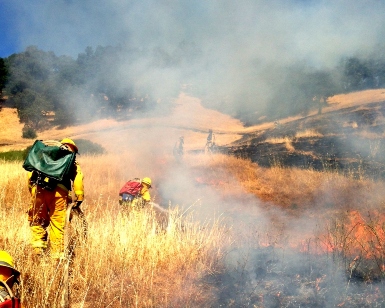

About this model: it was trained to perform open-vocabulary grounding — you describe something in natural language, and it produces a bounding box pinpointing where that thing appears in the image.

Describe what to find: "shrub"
[22,127,37,139]
[73,139,106,155]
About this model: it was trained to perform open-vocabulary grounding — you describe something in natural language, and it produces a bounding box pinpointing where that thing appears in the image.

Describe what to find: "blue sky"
[2,0,385,118]
[1,0,385,63]
[0,3,19,57]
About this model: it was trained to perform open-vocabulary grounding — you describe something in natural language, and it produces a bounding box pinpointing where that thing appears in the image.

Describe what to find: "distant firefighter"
[207,129,214,144]
[205,129,216,154]
[173,136,184,159]
[119,177,152,209]
[0,251,21,307]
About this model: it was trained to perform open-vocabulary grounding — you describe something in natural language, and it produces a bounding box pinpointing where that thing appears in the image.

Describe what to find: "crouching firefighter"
[25,138,84,259]
[119,177,152,209]
[0,251,21,308]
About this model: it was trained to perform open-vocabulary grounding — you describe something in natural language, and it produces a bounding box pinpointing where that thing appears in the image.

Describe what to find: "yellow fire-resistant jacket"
[140,184,151,202]
[27,161,84,201]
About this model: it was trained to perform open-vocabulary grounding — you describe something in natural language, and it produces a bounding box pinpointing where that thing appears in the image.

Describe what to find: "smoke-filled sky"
[2,0,385,63]
[2,0,385,118]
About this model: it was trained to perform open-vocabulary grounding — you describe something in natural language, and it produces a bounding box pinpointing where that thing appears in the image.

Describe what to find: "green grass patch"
[0,139,105,162]
[0,148,31,161]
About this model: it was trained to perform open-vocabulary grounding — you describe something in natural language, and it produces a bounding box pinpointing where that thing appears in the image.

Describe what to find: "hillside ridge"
[1,89,385,155]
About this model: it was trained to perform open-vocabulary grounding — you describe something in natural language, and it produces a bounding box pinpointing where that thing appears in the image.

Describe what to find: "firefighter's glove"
[0,286,10,301]
[73,200,82,209]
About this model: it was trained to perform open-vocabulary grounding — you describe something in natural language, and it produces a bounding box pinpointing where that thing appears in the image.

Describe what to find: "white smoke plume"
[3,0,385,117]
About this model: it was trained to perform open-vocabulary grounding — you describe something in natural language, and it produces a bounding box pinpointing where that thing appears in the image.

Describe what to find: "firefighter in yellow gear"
[27,138,84,259]
[0,251,21,305]
[121,177,152,208]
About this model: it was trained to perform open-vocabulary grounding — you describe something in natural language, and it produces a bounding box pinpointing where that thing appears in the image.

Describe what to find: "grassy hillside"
[3,151,385,307]
[2,89,385,155]
[225,89,385,179]
[3,90,385,306]
[0,93,244,153]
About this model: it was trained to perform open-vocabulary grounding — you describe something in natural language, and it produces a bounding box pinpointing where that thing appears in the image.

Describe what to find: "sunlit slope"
[241,88,385,133]
[327,89,385,110]
[1,89,385,153]
[0,108,24,150]
[0,93,244,153]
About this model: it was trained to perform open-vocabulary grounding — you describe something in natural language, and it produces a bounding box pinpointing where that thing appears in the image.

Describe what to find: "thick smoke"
[4,0,385,118]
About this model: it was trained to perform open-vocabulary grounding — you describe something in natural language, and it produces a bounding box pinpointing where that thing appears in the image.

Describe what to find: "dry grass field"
[2,151,385,306]
[1,155,230,307]
[2,90,385,306]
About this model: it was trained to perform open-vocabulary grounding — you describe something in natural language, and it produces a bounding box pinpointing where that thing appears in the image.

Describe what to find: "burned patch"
[206,246,385,307]
[219,101,385,180]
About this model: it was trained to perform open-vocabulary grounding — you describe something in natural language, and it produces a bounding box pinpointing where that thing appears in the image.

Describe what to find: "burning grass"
[185,154,385,284]
[3,153,385,306]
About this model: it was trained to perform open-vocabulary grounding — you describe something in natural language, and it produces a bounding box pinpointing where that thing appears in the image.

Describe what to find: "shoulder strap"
[41,140,62,147]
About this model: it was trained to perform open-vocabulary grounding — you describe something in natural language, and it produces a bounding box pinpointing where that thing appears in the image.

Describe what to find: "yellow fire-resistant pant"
[28,185,68,259]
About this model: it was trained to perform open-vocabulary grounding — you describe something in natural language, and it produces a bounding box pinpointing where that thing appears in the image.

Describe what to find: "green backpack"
[23,140,76,190]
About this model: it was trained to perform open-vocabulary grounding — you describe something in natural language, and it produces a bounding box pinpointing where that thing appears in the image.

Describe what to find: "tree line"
[239,56,385,125]
[1,45,385,134]
[0,45,160,136]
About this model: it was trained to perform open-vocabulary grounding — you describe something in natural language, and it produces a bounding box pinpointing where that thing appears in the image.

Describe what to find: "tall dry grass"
[185,154,385,279]
[3,152,385,306]
[0,156,229,307]
[189,153,385,212]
